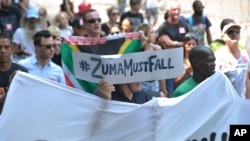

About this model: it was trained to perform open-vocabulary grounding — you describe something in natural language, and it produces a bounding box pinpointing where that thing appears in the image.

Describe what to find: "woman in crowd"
[174,32,198,88]
[136,23,167,97]
[101,6,120,35]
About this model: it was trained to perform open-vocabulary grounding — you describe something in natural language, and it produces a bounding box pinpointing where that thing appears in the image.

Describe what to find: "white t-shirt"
[215,48,250,98]
[12,28,36,55]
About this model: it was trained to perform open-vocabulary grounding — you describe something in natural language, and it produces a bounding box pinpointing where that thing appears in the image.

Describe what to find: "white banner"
[0,71,250,141]
[72,48,183,84]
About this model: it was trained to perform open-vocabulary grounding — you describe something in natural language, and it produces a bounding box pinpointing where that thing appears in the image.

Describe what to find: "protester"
[156,1,190,96]
[18,30,66,84]
[75,1,92,17]
[215,23,250,98]
[47,25,62,67]
[53,11,73,37]
[121,17,133,33]
[173,46,216,97]
[38,7,51,29]
[136,23,167,96]
[109,25,121,35]
[209,18,244,52]
[96,80,164,104]
[81,9,104,38]
[101,6,120,35]
[186,0,212,45]
[0,32,28,114]
[71,17,86,36]
[12,7,42,62]
[157,1,190,49]
[174,32,198,88]
[0,0,22,36]
[60,0,74,21]
[120,0,144,32]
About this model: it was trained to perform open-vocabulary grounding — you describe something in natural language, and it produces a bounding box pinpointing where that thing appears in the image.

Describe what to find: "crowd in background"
[0,0,250,112]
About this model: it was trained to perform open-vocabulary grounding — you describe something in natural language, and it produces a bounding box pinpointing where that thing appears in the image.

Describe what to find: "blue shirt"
[18,55,66,84]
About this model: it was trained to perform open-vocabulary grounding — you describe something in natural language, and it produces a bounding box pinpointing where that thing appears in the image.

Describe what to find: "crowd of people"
[0,0,250,113]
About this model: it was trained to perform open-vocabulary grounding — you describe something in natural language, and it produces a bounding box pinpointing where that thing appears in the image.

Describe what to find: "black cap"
[72,18,84,27]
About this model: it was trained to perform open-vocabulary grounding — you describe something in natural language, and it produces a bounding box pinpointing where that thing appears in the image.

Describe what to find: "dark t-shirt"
[0,63,28,93]
[111,89,159,104]
[0,5,22,36]
[120,11,144,32]
[157,20,190,42]
[157,20,190,95]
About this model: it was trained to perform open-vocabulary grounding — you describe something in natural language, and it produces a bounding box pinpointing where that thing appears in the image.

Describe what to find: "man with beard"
[0,0,22,36]
[187,0,212,45]
[12,7,42,62]
[18,30,66,84]
[0,32,28,114]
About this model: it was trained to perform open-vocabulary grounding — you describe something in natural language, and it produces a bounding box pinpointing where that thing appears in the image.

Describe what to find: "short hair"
[129,0,142,6]
[33,30,53,46]
[220,18,235,31]
[192,0,202,10]
[0,32,12,41]
[81,9,97,21]
[189,45,213,66]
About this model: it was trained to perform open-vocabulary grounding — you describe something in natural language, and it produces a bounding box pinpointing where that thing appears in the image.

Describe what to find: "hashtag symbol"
[79,60,90,72]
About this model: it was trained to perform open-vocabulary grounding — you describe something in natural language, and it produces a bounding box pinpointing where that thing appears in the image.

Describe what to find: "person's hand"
[98,80,115,100]
[184,66,193,75]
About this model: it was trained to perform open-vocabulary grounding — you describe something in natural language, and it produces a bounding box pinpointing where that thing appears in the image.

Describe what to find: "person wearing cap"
[12,7,42,62]
[75,2,91,17]
[215,23,250,99]
[0,0,22,36]
[71,18,86,36]
[209,18,244,52]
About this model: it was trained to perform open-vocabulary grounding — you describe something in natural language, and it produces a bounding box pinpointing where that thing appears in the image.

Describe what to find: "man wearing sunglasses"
[18,30,66,84]
[81,9,105,38]
[215,23,250,99]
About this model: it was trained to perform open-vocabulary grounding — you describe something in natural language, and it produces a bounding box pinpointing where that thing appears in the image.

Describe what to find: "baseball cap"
[26,8,39,19]
[72,18,84,27]
[222,23,241,34]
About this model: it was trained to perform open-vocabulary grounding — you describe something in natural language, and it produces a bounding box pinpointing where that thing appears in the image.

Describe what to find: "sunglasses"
[40,44,56,49]
[184,33,198,41]
[226,29,240,35]
[85,18,101,24]
[112,12,119,16]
